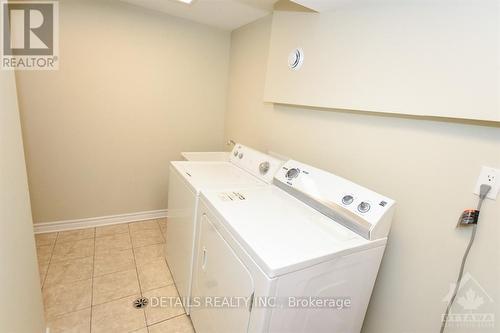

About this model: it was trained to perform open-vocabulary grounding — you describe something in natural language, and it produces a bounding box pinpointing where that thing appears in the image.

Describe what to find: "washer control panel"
[285,168,301,180]
[274,160,396,240]
[230,144,284,184]
[357,201,371,213]
[342,195,354,206]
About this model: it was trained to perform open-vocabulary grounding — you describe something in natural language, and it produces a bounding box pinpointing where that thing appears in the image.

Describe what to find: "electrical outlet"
[474,166,500,200]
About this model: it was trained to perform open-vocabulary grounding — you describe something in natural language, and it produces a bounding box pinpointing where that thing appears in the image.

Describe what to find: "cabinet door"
[191,213,254,333]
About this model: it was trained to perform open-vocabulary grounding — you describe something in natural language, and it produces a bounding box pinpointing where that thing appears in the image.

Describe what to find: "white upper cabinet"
[265,1,500,122]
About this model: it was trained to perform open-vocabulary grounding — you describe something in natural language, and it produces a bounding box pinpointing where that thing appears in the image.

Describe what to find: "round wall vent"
[288,48,304,70]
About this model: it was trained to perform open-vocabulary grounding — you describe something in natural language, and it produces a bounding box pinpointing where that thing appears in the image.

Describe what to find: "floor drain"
[133,297,149,309]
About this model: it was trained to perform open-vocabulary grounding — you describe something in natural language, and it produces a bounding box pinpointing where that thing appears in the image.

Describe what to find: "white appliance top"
[201,186,381,279]
[181,151,230,162]
[171,161,264,193]
[171,144,284,193]
[199,160,396,278]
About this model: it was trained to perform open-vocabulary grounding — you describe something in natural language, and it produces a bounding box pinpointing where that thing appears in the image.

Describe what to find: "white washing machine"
[190,160,396,333]
[165,144,283,314]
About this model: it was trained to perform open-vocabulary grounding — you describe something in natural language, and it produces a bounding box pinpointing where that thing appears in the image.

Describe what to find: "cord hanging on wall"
[440,184,492,333]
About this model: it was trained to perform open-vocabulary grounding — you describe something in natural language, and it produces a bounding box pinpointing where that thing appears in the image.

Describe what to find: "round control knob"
[259,161,270,175]
[357,202,371,213]
[233,150,239,157]
[238,153,243,159]
[342,195,354,205]
[285,168,300,180]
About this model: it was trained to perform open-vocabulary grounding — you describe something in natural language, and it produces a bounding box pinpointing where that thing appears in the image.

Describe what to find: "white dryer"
[165,144,283,314]
[190,160,396,333]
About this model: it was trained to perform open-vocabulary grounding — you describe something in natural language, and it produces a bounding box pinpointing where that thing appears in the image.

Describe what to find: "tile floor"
[36,219,195,333]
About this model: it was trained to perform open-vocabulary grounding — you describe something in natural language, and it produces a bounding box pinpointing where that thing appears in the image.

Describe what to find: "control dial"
[285,168,300,180]
[259,161,270,175]
[357,202,371,213]
[342,195,354,205]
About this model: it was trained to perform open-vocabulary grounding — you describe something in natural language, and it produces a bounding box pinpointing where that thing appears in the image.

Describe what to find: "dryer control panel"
[230,144,284,184]
[274,160,396,240]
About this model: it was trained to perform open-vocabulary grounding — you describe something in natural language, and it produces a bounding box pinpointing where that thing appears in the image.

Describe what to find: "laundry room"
[1,1,499,333]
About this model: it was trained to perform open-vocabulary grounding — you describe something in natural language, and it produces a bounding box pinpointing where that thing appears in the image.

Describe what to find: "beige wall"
[16,0,230,223]
[226,15,500,333]
[0,72,46,332]
[265,3,500,121]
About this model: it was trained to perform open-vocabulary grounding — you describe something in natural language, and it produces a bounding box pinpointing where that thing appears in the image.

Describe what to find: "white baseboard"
[33,209,168,234]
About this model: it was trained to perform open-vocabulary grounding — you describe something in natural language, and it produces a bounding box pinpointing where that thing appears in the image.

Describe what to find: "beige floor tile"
[131,328,148,333]
[157,218,167,229]
[45,257,93,288]
[143,285,184,326]
[134,243,165,267]
[93,269,140,305]
[160,226,167,239]
[148,315,194,333]
[138,258,173,292]
[35,232,58,247]
[39,263,49,287]
[95,233,132,256]
[37,244,54,264]
[46,308,91,333]
[159,218,167,240]
[131,228,164,248]
[43,279,92,319]
[91,295,146,333]
[57,228,95,243]
[96,223,129,238]
[52,238,94,263]
[129,220,161,233]
[94,248,135,277]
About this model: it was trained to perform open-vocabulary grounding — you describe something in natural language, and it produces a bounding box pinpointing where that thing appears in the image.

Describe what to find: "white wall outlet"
[474,166,500,200]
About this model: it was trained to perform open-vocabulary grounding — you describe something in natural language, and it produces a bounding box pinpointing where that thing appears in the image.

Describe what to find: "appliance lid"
[171,161,264,193]
[200,186,383,278]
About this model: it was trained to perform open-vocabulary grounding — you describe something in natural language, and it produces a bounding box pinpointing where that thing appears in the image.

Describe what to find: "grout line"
[144,218,164,333]
[55,232,95,244]
[40,232,59,290]
[43,264,94,289]
[92,290,143,307]
[147,313,186,329]
[84,291,142,308]
[132,241,165,250]
[129,223,149,328]
[140,279,176,294]
[89,228,96,333]
[157,219,166,243]
[47,306,93,319]
[92,261,136,279]
[95,231,129,239]
[53,236,95,244]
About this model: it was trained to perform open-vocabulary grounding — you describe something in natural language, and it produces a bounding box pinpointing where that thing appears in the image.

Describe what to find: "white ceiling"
[120,0,279,31]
